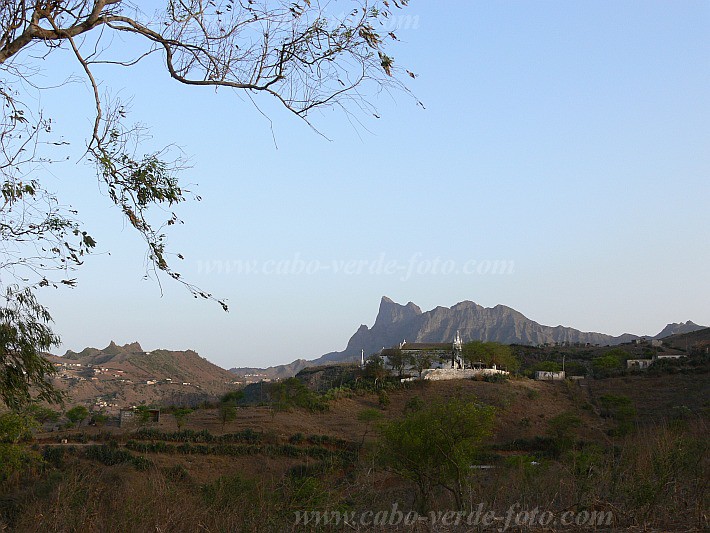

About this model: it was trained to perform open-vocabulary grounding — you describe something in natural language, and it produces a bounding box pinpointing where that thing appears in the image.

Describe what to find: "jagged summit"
[654,321,705,339]
[102,341,143,355]
[232,296,704,379]
[374,296,422,328]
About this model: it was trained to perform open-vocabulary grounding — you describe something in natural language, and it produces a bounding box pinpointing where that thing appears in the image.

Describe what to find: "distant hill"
[658,327,710,352]
[49,342,237,408]
[232,296,705,379]
[60,341,235,383]
[654,321,706,339]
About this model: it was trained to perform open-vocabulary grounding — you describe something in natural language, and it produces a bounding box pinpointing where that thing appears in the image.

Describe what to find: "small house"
[534,371,566,381]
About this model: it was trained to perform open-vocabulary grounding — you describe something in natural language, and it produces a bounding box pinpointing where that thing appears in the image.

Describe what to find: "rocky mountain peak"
[100,341,144,357]
[374,296,422,328]
[654,321,706,339]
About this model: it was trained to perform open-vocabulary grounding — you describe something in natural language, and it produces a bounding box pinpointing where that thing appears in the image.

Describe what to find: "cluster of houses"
[143,377,194,386]
[627,353,686,370]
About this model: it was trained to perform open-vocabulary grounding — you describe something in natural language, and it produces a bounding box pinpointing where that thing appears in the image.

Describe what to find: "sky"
[12,1,710,369]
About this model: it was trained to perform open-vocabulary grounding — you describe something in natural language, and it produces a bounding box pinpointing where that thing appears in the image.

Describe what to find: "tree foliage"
[0,0,414,295]
[599,394,636,436]
[409,350,434,377]
[532,360,563,373]
[546,411,582,457]
[0,285,62,410]
[65,405,90,427]
[172,407,193,430]
[361,354,387,382]
[270,377,327,413]
[385,347,408,376]
[0,0,415,410]
[592,353,623,377]
[378,396,495,512]
[218,402,237,430]
[462,341,520,372]
[0,411,36,444]
[24,403,61,424]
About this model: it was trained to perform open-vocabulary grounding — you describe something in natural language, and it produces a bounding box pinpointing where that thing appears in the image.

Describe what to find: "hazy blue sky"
[24,1,710,368]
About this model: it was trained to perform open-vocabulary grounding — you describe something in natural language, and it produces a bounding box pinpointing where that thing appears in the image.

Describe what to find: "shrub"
[270,378,329,413]
[0,443,42,482]
[526,389,541,400]
[163,464,190,482]
[599,394,636,436]
[42,446,65,468]
[288,432,304,444]
[84,445,134,466]
[546,412,582,457]
[201,474,257,510]
[131,455,153,471]
[377,390,390,409]
[404,396,424,412]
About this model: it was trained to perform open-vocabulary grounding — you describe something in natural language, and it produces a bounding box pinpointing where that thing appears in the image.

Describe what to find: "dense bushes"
[84,444,153,471]
[132,427,263,444]
[271,378,330,412]
[123,439,357,463]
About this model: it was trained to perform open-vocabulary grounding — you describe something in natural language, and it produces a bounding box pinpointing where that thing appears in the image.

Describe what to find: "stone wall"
[421,368,509,381]
[534,371,566,381]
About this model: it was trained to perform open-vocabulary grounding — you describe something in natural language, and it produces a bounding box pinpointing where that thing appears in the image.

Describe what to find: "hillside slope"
[49,342,237,408]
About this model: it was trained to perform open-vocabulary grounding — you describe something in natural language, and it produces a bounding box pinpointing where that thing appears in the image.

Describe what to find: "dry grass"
[3,375,708,532]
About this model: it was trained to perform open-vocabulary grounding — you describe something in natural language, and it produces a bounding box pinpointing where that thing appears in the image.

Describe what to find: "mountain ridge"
[49,342,236,407]
[230,296,706,378]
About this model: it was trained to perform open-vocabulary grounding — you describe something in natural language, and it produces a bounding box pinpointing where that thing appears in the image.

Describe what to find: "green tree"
[218,389,244,430]
[134,405,154,426]
[0,0,414,410]
[604,348,630,363]
[378,396,495,512]
[362,355,388,383]
[409,350,435,378]
[377,389,391,409]
[0,286,63,410]
[492,344,521,372]
[65,405,90,427]
[220,391,245,404]
[546,412,582,457]
[462,341,520,372]
[532,360,563,372]
[592,353,623,378]
[24,403,61,425]
[0,412,41,482]
[91,411,110,427]
[563,361,587,377]
[270,378,327,413]
[218,402,237,431]
[172,408,193,430]
[0,411,36,444]
[385,348,408,377]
